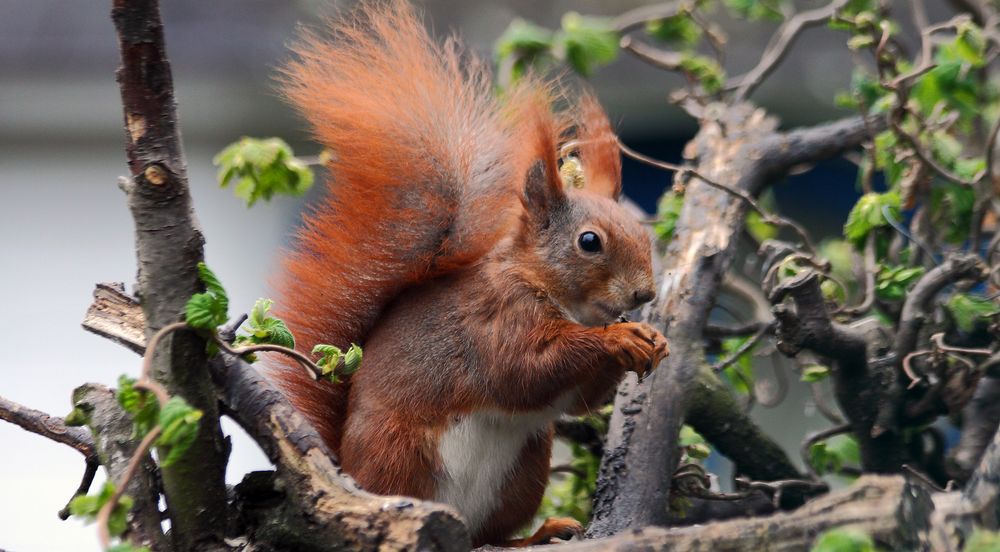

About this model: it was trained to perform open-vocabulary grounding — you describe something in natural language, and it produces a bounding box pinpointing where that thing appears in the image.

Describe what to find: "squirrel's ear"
[576,92,622,200]
[521,159,566,227]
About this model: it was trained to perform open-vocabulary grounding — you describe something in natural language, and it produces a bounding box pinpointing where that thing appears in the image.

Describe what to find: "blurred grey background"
[0,1,938,549]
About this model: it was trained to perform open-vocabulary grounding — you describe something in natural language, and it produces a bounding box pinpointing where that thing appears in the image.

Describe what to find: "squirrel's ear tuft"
[575,92,622,200]
[521,159,565,228]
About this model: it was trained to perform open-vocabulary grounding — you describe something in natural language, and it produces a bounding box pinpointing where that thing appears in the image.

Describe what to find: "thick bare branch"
[110,0,229,547]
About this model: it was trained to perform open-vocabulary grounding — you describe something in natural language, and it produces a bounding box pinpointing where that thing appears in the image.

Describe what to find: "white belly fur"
[434,398,570,533]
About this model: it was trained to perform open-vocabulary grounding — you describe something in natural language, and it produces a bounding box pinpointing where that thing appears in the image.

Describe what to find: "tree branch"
[770,270,908,472]
[686,366,817,508]
[211,353,470,551]
[730,0,849,100]
[613,1,682,34]
[81,283,469,550]
[591,103,876,538]
[0,396,96,461]
[71,384,166,551]
[110,1,229,548]
[756,115,883,186]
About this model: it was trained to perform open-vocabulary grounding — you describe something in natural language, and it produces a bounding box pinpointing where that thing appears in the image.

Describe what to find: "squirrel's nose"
[632,288,655,308]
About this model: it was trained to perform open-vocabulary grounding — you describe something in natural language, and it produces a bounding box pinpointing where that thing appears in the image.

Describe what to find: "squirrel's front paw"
[607,322,669,378]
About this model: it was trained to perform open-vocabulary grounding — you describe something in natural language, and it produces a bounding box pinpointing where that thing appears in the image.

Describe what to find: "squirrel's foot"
[503,517,583,547]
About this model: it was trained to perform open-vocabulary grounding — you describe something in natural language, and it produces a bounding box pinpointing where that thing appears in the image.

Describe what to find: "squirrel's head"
[517,158,656,327]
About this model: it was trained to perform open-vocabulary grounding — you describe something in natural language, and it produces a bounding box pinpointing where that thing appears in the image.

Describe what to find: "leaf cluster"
[214,137,314,207]
[117,376,204,468]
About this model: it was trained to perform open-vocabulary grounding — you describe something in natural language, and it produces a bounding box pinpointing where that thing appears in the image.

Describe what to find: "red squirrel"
[270,2,668,546]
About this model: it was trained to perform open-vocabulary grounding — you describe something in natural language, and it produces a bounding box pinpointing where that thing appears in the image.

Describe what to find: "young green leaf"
[556,13,619,77]
[116,375,159,438]
[68,482,134,537]
[343,343,364,376]
[184,262,230,331]
[156,397,203,467]
[235,298,296,351]
[108,544,153,552]
[724,0,786,21]
[495,19,555,83]
[214,137,315,207]
[313,344,344,381]
[645,14,701,47]
[965,529,1000,552]
[843,192,900,246]
[810,527,877,552]
[720,336,755,395]
[678,425,707,447]
[801,364,831,383]
[678,53,726,94]
[875,265,925,302]
[654,191,685,243]
[946,294,1000,333]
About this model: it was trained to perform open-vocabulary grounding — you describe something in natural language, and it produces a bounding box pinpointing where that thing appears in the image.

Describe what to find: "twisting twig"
[712,320,776,373]
[730,0,849,100]
[95,322,175,549]
[95,427,163,549]
[217,339,323,381]
[890,117,981,187]
[704,320,770,338]
[619,35,683,71]
[618,138,817,253]
[734,477,829,508]
[809,381,845,425]
[801,423,852,480]
[903,349,934,389]
[930,332,994,357]
[613,0,683,34]
[837,233,877,316]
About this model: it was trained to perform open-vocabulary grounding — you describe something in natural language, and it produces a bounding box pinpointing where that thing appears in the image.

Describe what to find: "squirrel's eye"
[578,231,602,253]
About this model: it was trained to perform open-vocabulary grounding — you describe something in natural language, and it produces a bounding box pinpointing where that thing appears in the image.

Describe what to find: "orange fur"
[270,1,667,546]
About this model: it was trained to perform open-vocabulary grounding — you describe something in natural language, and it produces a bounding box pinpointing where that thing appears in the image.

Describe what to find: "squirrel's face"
[536,192,656,326]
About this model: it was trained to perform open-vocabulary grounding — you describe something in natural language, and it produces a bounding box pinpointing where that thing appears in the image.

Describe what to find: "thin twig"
[704,321,770,338]
[619,35,682,71]
[618,139,817,253]
[730,0,849,100]
[837,233,877,316]
[903,349,934,389]
[216,338,323,381]
[95,427,162,549]
[59,459,100,520]
[613,0,683,34]
[140,321,190,381]
[930,332,994,357]
[712,321,776,373]
[809,381,845,425]
[800,423,852,480]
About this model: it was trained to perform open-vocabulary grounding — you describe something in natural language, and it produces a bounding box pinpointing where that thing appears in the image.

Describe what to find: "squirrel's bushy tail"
[271,1,530,453]
[270,1,623,455]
